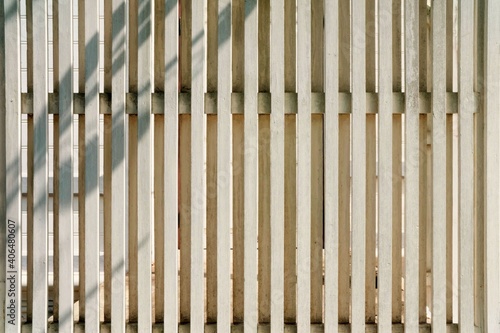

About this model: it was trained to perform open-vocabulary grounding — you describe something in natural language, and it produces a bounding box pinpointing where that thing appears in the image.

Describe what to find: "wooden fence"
[0,0,499,332]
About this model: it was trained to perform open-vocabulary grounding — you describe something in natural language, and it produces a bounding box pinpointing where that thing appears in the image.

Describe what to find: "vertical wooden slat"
[53,0,60,320]
[284,0,296,323]
[216,0,232,324]
[232,0,245,322]
[111,0,127,327]
[0,0,5,327]
[404,0,420,331]
[128,0,139,321]
[27,0,34,319]
[365,0,376,323]
[179,114,191,324]
[457,1,475,328]
[473,0,485,329]
[483,0,500,332]
[191,0,206,328]
[153,0,166,319]
[351,0,366,330]
[311,0,324,324]
[137,0,153,329]
[78,0,86,321]
[445,0,454,323]
[378,0,393,330]
[32,0,49,329]
[391,4,403,322]
[154,114,165,323]
[431,0,447,330]
[206,0,217,323]
[163,0,179,330]
[103,0,113,321]
[258,0,270,324]
[418,0,428,323]
[244,0,259,330]
[391,115,402,323]
[297,0,311,331]
[58,0,74,329]
[258,115,271,324]
[270,0,285,330]
[324,0,339,331]
[206,115,217,323]
[338,0,350,323]
[3,0,22,330]
[154,115,165,325]
[128,116,138,322]
[179,0,192,322]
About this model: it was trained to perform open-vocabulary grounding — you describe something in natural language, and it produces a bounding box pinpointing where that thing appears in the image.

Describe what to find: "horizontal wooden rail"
[19,323,465,333]
[20,91,478,115]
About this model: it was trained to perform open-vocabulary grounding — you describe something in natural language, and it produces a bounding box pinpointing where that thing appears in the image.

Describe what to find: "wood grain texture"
[404,0,420,332]
[163,0,179,329]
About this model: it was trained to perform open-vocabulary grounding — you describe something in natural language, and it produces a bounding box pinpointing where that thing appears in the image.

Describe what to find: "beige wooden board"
[258,115,271,323]
[431,1,447,331]
[206,115,217,323]
[57,0,75,328]
[244,0,259,330]
[473,0,485,329]
[232,115,244,323]
[190,0,206,327]
[163,0,179,329]
[324,0,339,331]
[128,117,139,322]
[404,0,420,331]
[297,0,312,331]
[351,0,366,331]
[232,0,245,323]
[32,0,49,330]
[179,114,191,324]
[111,0,128,326]
[3,0,22,330]
[154,115,165,323]
[418,114,427,324]
[311,0,324,324]
[377,0,393,330]
[270,0,285,331]
[484,0,500,332]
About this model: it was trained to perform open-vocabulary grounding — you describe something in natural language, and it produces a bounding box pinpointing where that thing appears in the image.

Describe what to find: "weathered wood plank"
[311,0,324,323]
[3,0,22,330]
[431,1,447,331]
[244,0,259,330]
[473,0,485,329]
[232,0,245,322]
[258,115,271,324]
[154,114,164,323]
[297,0,311,332]
[284,0,297,323]
[338,0,350,322]
[128,0,139,322]
[217,0,232,331]
[404,0,420,331]
[365,0,376,324]
[137,0,153,329]
[191,0,206,328]
[351,0,366,330]
[57,0,74,329]
[32,0,49,330]
[111,0,127,327]
[378,0,393,330]
[483,1,500,332]
[324,0,339,331]
[270,0,285,331]
[163,0,179,330]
